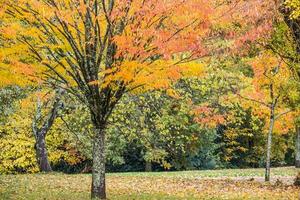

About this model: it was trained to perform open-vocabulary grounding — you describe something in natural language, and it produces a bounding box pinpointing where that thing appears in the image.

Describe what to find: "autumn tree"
[260,1,300,168]
[109,89,206,171]
[277,0,300,168]
[235,52,295,181]
[0,0,278,199]
[0,94,85,174]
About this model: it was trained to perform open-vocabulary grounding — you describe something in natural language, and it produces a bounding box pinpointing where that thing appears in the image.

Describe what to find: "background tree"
[277,1,300,168]
[0,86,27,124]
[32,89,64,172]
[0,95,85,174]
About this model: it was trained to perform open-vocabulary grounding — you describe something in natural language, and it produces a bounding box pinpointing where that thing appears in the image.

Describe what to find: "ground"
[0,167,299,200]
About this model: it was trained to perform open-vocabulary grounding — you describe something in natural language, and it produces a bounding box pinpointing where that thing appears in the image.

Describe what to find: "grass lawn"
[0,167,299,200]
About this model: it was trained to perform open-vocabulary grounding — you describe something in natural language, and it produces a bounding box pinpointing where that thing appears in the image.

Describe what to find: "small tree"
[279,1,300,168]
[236,52,295,181]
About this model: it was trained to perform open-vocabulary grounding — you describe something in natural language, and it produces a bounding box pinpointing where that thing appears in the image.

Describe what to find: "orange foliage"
[0,0,279,91]
[239,51,295,134]
[193,104,225,128]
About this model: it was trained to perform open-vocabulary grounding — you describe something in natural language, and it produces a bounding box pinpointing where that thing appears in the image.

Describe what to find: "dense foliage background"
[0,74,296,174]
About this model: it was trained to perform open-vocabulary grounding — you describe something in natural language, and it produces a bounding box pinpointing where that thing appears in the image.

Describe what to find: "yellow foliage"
[0,113,39,174]
[0,97,84,174]
[285,0,300,19]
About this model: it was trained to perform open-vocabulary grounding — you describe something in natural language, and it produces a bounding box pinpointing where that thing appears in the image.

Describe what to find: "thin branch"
[275,109,292,120]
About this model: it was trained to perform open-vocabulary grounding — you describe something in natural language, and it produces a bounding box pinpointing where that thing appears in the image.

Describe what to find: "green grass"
[0,167,299,200]
[109,166,298,178]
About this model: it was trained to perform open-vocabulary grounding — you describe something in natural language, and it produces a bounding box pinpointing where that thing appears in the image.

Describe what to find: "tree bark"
[35,131,52,172]
[265,106,275,182]
[32,89,63,172]
[145,161,152,172]
[296,125,300,168]
[91,127,106,199]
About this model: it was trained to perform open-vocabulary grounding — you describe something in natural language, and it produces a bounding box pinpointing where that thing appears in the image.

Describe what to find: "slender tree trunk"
[265,106,275,182]
[91,127,106,199]
[32,89,63,173]
[145,161,152,172]
[35,131,52,172]
[296,125,300,168]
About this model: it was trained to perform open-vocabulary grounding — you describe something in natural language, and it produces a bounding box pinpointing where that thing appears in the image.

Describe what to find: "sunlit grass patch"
[109,166,298,178]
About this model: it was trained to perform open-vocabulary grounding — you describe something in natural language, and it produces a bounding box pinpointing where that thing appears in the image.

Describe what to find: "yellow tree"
[0,92,85,174]
[236,52,295,181]
[0,0,278,199]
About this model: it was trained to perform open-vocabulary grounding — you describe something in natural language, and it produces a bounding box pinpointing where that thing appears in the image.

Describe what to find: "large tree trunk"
[91,127,106,199]
[296,125,300,168]
[35,131,52,172]
[265,107,275,182]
